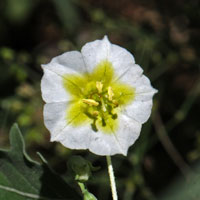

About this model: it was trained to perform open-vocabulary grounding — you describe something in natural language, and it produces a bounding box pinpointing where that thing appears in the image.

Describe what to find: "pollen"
[82,99,99,106]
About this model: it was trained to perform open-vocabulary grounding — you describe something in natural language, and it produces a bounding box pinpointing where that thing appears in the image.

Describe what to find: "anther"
[92,111,99,116]
[101,98,107,112]
[108,86,114,101]
[82,99,99,106]
[96,81,103,93]
[112,100,118,107]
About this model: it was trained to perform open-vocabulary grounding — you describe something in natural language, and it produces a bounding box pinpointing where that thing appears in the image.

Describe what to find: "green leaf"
[0,123,81,200]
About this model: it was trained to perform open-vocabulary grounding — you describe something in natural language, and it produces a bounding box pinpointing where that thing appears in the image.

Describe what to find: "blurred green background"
[0,0,200,199]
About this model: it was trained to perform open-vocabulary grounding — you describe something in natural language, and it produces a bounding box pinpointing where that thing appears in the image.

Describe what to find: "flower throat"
[63,60,135,134]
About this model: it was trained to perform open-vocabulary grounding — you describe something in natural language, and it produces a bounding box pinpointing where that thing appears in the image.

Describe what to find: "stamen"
[91,119,98,132]
[108,86,114,101]
[82,99,99,106]
[112,100,118,107]
[102,118,106,126]
[92,111,99,116]
[96,81,103,93]
[101,98,107,112]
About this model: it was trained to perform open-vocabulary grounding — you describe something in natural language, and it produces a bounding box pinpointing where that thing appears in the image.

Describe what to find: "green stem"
[106,156,118,200]
[78,182,86,194]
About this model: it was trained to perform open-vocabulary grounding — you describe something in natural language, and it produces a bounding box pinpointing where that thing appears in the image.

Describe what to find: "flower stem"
[78,182,86,194]
[106,156,118,200]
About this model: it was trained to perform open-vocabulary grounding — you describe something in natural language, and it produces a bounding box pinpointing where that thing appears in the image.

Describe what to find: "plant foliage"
[0,124,81,200]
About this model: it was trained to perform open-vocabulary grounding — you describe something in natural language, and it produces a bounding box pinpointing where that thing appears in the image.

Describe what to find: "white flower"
[41,36,157,156]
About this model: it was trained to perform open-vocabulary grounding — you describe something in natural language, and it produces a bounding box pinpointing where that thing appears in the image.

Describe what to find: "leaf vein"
[0,184,65,200]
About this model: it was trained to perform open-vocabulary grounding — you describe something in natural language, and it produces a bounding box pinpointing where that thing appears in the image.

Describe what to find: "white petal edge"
[133,75,158,101]
[41,51,86,103]
[122,90,157,124]
[54,125,92,150]
[44,102,70,140]
[88,114,142,156]
[81,36,136,79]
[44,101,92,149]
[118,64,157,100]
[119,68,157,123]
[116,64,143,85]
[51,51,88,74]
[123,99,154,124]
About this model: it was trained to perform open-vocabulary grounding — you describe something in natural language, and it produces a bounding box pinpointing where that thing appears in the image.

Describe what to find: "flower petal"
[44,101,141,155]
[42,36,157,156]
[134,75,158,101]
[44,101,92,149]
[51,51,88,73]
[120,69,157,101]
[54,125,92,150]
[88,114,142,156]
[81,36,135,79]
[44,102,69,140]
[116,64,143,84]
[120,70,157,123]
[41,51,86,103]
[123,99,153,124]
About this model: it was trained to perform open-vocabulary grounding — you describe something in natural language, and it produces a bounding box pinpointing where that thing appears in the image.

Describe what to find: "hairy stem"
[106,156,118,200]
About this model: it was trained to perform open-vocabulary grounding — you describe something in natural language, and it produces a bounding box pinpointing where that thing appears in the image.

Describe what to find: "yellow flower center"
[63,60,135,134]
